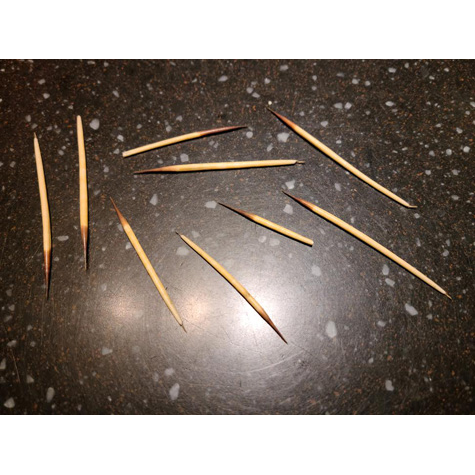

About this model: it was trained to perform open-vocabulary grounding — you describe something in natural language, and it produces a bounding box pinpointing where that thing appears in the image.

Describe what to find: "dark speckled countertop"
[0,60,473,414]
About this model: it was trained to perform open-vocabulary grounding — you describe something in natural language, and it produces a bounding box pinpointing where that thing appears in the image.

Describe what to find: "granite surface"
[0,59,473,414]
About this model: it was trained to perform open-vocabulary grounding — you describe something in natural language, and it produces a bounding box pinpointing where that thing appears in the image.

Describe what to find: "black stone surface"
[0,59,473,414]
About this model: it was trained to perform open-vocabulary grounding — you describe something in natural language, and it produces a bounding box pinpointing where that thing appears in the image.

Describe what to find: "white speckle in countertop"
[150,194,158,206]
[385,101,395,107]
[112,90,119,97]
[258,236,267,243]
[405,303,418,316]
[26,375,34,384]
[377,321,387,327]
[446,149,452,156]
[169,383,180,401]
[285,180,295,190]
[385,278,395,287]
[334,102,343,109]
[218,75,228,82]
[180,153,189,162]
[334,183,341,191]
[269,238,280,247]
[246,131,253,138]
[388,67,396,73]
[4,397,15,409]
[0,358,6,370]
[46,387,55,403]
[385,380,394,391]
[283,204,293,214]
[325,321,337,338]
[101,347,113,356]
[165,368,175,377]
[320,121,328,127]
[382,264,389,276]
[279,64,288,71]
[43,93,50,99]
[89,119,100,130]
[205,201,217,209]
[344,102,352,110]
[176,246,189,256]
[277,132,289,142]
[312,265,322,277]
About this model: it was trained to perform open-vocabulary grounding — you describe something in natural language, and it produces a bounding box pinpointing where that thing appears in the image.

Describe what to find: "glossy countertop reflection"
[0,60,473,414]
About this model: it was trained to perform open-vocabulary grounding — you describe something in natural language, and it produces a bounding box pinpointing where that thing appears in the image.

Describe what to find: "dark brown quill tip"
[44,251,51,299]
[282,191,307,206]
[270,324,287,344]
[218,202,254,220]
[199,125,247,136]
[81,226,88,270]
[133,169,158,175]
[109,197,124,223]
[266,107,297,130]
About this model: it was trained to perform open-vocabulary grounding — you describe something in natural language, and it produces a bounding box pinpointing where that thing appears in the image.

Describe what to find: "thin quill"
[77,116,88,269]
[284,192,450,298]
[134,159,304,174]
[123,125,246,157]
[269,108,416,208]
[178,233,287,343]
[219,202,313,246]
[33,134,51,298]
[110,198,186,331]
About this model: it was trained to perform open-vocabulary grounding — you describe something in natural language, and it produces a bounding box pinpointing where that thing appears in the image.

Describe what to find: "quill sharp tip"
[275,329,287,344]
[109,197,120,214]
